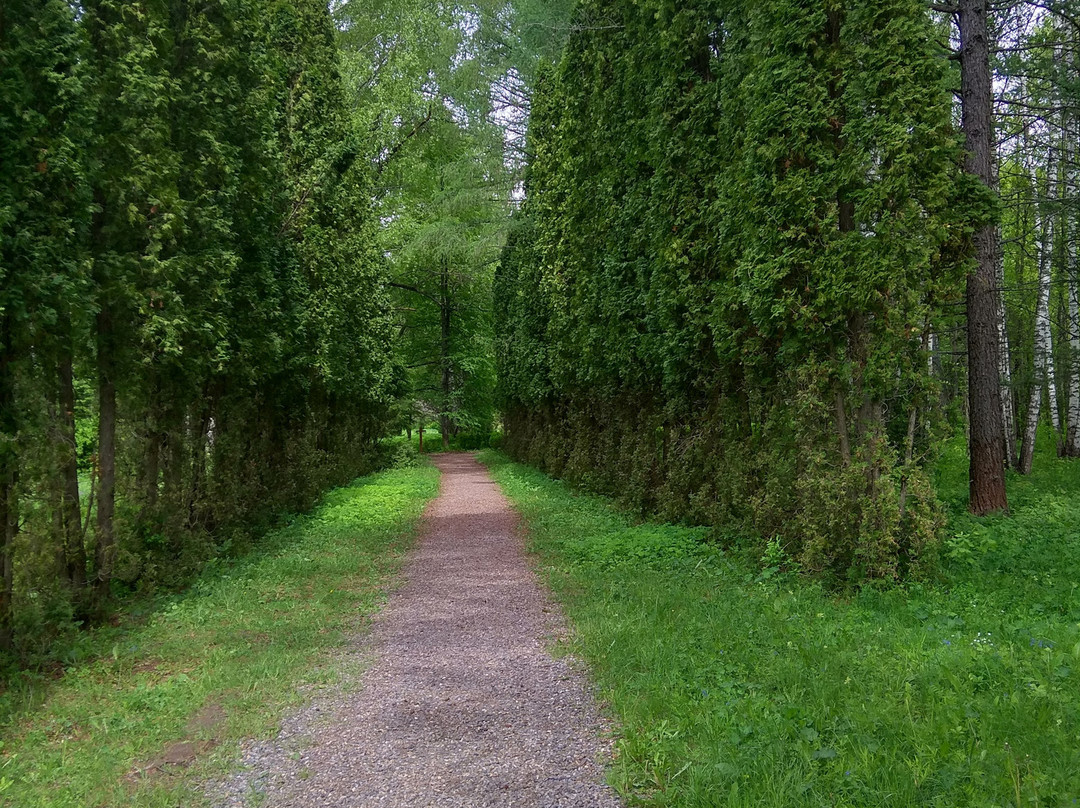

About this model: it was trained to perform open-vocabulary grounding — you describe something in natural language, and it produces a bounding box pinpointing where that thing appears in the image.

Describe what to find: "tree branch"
[376,106,435,175]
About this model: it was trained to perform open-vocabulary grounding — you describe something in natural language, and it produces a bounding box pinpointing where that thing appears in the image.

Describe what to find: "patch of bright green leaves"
[0,464,439,808]
[482,449,1080,807]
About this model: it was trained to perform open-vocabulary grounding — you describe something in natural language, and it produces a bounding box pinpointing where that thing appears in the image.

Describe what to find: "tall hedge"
[0,0,396,659]
[496,0,983,579]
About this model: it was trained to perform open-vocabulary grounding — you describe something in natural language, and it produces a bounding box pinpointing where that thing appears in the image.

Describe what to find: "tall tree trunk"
[162,401,186,525]
[138,382,162,524]
[1064,95,1080,456]
[1067,243,1080,456]
[188,394,214,530]
[996,242,1018,467]
[959,0,1008,513]
[0,314,18,652]
[990,115,1018,469]
[1020,208,1054,474]
[57,341,88,597]
[1046,151,1064,453]
[94,304,117,606]
[440,265,451,452]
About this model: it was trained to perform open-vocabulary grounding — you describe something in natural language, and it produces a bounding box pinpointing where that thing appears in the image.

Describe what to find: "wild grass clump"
[482,444,1080,807]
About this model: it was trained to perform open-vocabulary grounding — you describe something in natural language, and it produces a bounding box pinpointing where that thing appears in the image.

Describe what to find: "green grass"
[0,463,440,808]
[480,441,1080,807]
[393,427,500,454]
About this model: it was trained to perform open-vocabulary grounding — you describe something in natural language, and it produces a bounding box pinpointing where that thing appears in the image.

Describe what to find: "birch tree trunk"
[1045,158,1063,454]
[996,244,1018,468]
[1067,240,1080,455]
[1020,206,1054,474]
[1063,89,1080,455]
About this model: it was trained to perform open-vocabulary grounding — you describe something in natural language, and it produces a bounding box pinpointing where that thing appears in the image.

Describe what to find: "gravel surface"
[210,453,622,808]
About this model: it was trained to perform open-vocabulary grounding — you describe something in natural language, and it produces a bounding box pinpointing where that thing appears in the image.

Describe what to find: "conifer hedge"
[0,0,396,657]
[496,0,988,579]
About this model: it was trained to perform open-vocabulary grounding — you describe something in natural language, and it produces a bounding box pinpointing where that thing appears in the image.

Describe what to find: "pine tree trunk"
[959,0,1008,513]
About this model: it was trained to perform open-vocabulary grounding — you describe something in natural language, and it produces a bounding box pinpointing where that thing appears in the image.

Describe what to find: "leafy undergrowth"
[0,464,439,808]
[390,428,502,455]
[481,445,1080,807]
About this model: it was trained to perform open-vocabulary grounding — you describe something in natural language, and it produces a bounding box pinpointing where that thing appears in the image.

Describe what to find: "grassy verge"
[0,463,440,808]
[480,446,1080,807]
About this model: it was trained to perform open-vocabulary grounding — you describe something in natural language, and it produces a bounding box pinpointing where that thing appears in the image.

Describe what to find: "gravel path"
[212,453,621,808]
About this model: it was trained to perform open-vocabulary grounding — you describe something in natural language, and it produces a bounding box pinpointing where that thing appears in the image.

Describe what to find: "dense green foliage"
[991,13,1080,468]
[378,116,505,446]
[497,0,984,578]
[484,448,1080,806]
[335,0,553,447]
[0,463,439,807]
[0,0,397,661]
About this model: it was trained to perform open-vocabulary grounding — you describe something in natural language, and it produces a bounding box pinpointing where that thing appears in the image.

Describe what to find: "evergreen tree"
[497,0,974,577]
[0,0,92,645]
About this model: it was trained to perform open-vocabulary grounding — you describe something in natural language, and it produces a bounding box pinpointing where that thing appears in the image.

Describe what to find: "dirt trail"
[214,452,621,808]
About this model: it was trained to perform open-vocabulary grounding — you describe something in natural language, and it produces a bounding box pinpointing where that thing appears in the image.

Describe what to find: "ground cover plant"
[481,446,1080,807]
[0,464,439,808]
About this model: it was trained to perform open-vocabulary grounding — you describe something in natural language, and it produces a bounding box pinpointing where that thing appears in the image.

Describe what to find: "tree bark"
[1067,243,1080,455]
[1064,93,1080,455]
[0,313,18,651]
[188,395,214,530]
[94,304,117,605]
[162,401,186,525]
[1020,206,1054,474]
[996,238,1018,468]
[138,383,162,524]
[440,264,451,452]
[959,0,1008,513]
[1043,170,1063,455]
[57,342,88,596]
